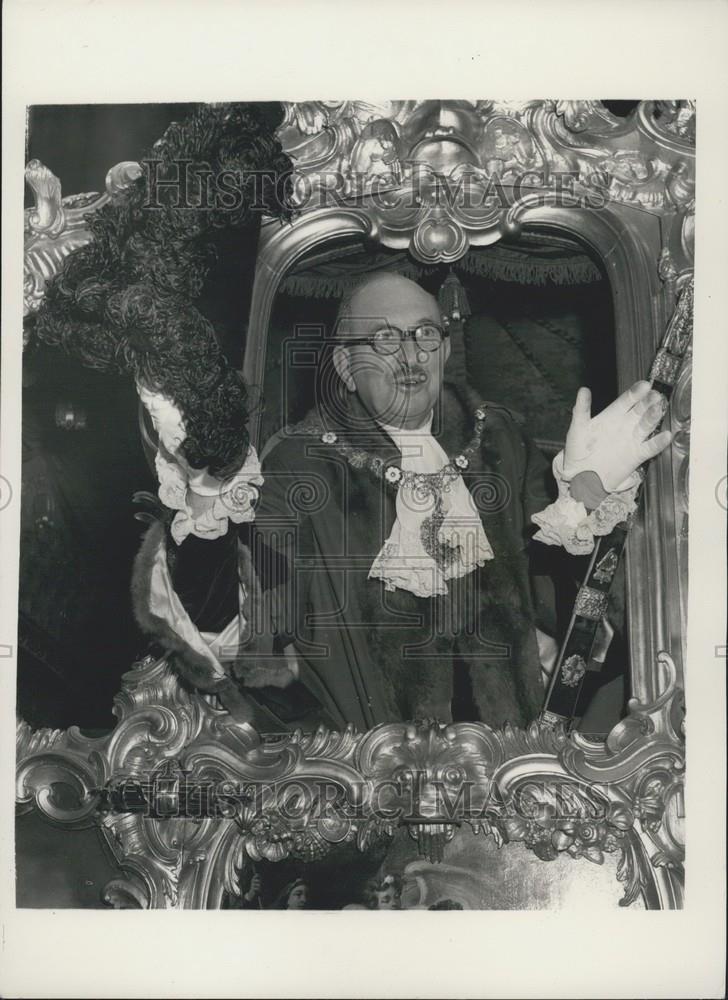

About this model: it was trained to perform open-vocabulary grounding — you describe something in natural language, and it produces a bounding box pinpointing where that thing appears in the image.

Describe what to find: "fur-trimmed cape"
[131,519,259,723]
[251,379,555,730]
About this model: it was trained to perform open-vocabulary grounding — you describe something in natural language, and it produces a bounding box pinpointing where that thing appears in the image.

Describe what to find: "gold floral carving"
[275,100,696,264]
[23,159,141,321]
[17,651,684,909]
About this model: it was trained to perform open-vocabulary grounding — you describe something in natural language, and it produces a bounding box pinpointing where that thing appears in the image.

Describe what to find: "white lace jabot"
[368,414,493,598]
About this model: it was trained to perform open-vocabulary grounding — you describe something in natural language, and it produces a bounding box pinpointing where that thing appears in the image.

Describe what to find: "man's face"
[333,275,450,430]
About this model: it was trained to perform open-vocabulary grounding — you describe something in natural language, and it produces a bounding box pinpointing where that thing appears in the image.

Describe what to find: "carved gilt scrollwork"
[665,282,693,641]
[16,649,684,909]
[23,159,141,323]
[274,99,695,264]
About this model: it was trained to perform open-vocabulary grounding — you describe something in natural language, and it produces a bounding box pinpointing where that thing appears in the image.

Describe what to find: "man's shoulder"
[441,381,526,433]
[481,400,526,428]
[260,411,328,467]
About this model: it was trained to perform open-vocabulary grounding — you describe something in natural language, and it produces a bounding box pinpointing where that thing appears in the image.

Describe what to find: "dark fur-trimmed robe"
[138,380,560,729]
[242,379,557,730]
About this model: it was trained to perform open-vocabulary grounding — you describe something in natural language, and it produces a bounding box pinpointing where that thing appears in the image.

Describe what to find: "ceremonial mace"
[540,278,694,728]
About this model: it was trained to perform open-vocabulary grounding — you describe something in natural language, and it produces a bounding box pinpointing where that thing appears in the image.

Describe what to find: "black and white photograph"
[2,2,726,998]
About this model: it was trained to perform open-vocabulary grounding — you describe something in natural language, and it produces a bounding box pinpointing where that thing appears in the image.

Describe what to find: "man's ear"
[441,333,452,366]
[333,345,356,392]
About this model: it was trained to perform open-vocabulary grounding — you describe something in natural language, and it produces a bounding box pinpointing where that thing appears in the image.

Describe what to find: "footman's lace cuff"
[532,452,640,556]
[155,447,263,545]
[138,380,263,544]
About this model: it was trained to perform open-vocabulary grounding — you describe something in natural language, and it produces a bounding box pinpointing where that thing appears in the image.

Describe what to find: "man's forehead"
[338,275,440,333]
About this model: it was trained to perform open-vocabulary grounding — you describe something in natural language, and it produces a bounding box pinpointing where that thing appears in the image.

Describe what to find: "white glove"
[563,382,672,492]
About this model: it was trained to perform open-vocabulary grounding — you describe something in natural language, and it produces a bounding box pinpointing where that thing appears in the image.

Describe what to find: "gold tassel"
[438,271,470,385]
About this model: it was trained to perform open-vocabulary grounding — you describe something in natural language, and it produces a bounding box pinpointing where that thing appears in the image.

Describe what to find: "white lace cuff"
[155,447,264,545]
[532,452,640,556]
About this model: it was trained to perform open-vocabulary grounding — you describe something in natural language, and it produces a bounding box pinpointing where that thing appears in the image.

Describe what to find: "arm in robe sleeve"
[157,437,332,704]
[249,439,312,651]
[167,529,241,633]
[131,492,245,698]
[512,418,626,708]
[522,431,558,525]
[511,414,564,639]
[472,401,561,639]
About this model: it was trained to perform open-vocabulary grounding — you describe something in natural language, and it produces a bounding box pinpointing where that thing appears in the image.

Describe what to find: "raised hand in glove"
[563,381,672,493]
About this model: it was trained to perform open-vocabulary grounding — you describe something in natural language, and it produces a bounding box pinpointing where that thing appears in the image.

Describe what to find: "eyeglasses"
[338,322,449,356]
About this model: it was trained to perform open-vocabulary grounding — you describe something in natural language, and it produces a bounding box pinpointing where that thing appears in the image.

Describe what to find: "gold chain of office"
[314,404,489,495]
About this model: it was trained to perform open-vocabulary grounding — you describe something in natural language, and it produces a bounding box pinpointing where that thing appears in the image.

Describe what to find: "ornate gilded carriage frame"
[17,100,692,909]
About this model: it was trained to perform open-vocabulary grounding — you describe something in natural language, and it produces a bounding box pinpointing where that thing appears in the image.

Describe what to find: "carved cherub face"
[286,882,309,909]
[607,151,650,182]
[333,274,450,430]
[374,886,401,909]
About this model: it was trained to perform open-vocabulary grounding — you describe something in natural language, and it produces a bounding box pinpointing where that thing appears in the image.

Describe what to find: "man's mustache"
[392,363,429,383]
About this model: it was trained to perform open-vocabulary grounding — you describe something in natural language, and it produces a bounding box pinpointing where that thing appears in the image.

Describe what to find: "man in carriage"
[133,272,669,731]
